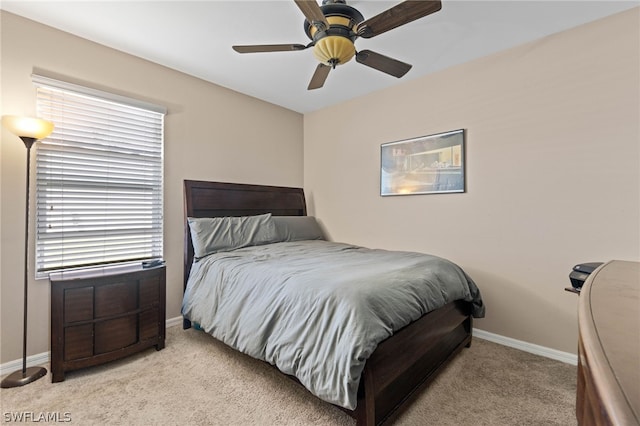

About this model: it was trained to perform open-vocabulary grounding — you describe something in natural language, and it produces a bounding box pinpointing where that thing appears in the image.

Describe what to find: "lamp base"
[1,366,47,388]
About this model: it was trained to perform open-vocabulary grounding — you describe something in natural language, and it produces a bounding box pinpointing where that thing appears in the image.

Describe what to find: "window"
[33,75,165,277]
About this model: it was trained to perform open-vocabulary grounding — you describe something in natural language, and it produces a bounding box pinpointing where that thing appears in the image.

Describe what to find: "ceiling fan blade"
[233,44,308,53]
[294,0,330,32]
[356,0,442,39]
[308,64,331,90]
[356,50,412,78]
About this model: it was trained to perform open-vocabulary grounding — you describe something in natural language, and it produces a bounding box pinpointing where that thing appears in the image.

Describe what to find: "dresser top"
[579,260,640,425]
[49,262,164,282]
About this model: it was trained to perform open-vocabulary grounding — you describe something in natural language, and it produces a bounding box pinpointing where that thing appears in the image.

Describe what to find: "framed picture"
[381,129,465,196]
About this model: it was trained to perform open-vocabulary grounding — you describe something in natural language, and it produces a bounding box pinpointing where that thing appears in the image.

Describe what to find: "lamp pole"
[1,116,53,388]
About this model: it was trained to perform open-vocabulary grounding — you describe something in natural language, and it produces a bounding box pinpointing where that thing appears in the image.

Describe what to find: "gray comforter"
[182,240,484,410]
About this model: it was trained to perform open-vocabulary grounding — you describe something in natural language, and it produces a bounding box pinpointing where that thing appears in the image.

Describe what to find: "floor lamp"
[1,115,54,388]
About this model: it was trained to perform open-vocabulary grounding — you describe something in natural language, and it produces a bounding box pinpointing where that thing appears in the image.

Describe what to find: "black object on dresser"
[569,262,603,289]
[50,264,166,382]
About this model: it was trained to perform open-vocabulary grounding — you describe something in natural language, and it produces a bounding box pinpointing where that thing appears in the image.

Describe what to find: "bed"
[182,180,484,425]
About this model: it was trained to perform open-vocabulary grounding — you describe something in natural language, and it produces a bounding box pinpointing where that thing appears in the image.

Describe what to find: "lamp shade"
[2,115,54,140]
[312,36,356,66]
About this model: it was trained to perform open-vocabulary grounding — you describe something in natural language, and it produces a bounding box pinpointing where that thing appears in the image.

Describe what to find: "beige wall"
[0,12,303,363]
[304,8,640,354]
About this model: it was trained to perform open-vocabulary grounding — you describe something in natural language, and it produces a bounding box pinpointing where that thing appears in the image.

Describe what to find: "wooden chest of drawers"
[50,265,165,382]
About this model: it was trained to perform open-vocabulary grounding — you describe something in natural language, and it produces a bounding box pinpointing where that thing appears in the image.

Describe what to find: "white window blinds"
[33,75,165,276]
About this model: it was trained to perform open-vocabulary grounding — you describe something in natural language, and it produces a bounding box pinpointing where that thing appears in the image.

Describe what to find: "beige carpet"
[0,326,577,425]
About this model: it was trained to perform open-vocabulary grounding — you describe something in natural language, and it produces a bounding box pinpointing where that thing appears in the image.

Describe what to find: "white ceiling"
[2,1,638,113]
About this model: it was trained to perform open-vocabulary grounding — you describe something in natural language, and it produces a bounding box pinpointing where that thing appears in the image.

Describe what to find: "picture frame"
[380,129,465,196]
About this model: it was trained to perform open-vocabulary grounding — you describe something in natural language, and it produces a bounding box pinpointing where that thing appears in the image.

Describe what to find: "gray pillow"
[188,213,278,258]
[273,216,325,242]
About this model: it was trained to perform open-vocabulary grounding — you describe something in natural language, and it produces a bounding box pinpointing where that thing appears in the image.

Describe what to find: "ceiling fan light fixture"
[312,35,355,66]
[232,0,443,90]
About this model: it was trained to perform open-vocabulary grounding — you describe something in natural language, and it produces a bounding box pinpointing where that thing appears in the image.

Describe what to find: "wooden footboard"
[352,300,472,426]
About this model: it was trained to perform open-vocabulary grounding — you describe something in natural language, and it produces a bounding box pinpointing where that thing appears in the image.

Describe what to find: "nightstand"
[50,264,166,382]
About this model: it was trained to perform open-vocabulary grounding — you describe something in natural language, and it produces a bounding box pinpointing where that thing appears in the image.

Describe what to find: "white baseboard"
[0,316,184,377]
[1,320,577,376]
[165,315,183,328]
[0,351,51,378]
[473,328,578,366]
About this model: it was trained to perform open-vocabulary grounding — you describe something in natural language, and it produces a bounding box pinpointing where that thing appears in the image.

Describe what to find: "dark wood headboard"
[183,180,307,291]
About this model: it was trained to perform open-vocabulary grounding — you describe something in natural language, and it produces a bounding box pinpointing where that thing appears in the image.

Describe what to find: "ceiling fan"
[232,0,442,90]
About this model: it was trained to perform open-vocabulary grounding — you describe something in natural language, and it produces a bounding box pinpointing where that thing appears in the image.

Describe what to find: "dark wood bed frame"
[183,180,473,426]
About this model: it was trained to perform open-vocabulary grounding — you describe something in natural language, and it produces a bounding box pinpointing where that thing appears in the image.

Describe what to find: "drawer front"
[95,282,137,318]
[65,324,94,360]
[139,277,160,308]
[94,316,137,354]
[64,287,94,323]
[139,309,159,341]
